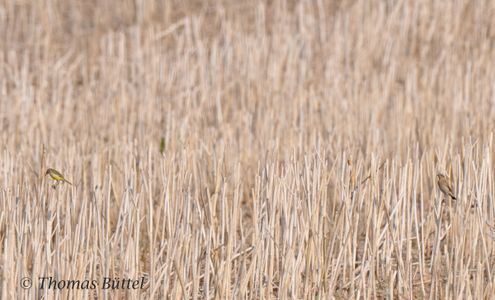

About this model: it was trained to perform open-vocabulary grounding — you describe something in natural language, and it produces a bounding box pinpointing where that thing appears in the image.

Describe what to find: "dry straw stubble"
[1,0,495,299]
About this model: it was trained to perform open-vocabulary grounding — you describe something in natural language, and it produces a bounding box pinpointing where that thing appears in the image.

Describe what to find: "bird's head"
[45,169,51,176]
[437,174,445,180]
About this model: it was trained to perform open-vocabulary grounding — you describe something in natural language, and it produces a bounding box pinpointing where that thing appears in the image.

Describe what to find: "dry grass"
[2,0,495,298]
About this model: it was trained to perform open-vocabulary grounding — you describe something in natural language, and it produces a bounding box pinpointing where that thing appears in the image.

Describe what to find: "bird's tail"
[64,179,72,185]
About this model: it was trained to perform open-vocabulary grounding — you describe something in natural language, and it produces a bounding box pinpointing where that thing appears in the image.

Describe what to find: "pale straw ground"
[1,0,495,299]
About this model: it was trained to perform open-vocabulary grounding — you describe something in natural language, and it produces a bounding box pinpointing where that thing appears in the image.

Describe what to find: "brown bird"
[436,173,456,200]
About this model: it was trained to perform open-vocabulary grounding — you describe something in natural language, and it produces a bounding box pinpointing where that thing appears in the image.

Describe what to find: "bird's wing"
[52,170,64,177]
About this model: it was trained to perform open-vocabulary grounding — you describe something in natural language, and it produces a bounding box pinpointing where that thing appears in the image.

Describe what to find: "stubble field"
[2,0,495,299]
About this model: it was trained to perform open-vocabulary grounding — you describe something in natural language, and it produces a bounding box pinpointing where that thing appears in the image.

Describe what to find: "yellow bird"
[45,168,72,185]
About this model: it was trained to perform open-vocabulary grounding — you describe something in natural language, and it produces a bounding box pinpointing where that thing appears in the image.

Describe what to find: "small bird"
[45,168,72,185]
[437,173,456,200]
